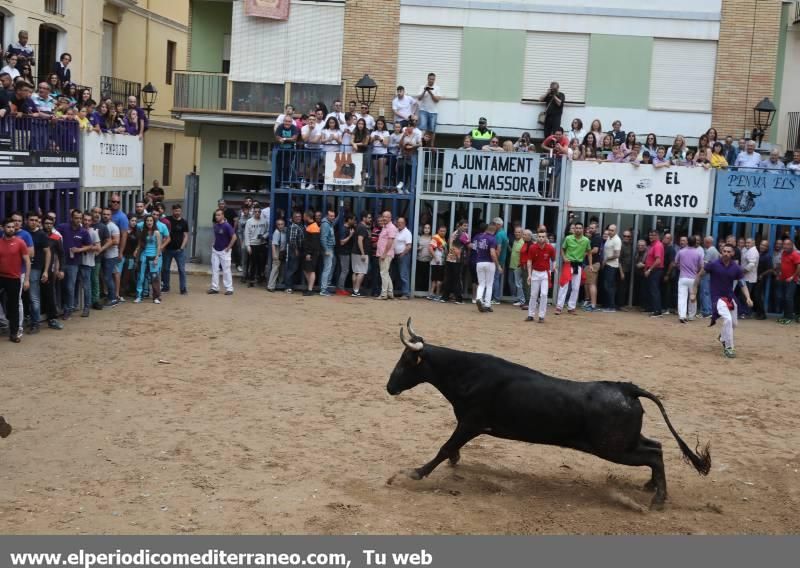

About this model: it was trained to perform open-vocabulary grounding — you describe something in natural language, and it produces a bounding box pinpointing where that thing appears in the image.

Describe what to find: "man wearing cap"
[469,118,495,150]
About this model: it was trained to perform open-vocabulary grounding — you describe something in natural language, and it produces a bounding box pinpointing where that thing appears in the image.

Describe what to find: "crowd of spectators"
[1,31,148,146]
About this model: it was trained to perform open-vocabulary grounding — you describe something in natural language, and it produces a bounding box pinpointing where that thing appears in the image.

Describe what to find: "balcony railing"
[0,115,80,153]
[100,76,142,104]
[787,112,799,152]
[173,71,228,112]
[172,71,343,117]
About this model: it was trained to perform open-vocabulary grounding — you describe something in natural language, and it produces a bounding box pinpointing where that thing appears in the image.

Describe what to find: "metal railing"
[173,71,228,112]
[0,115,80,153]
[100,76,142,104]
[786,112,799,151]
[270,147,417,194]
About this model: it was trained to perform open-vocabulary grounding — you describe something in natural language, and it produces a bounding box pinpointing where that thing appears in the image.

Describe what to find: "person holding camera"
[539,81,564,138]
[416,73,441,147]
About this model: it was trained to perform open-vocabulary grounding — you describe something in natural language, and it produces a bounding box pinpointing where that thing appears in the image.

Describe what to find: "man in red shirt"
[644,230,665,317]
[777,238,800,324]
[541,126,569,156]
[0,217,31,343]
[526,229,556,323]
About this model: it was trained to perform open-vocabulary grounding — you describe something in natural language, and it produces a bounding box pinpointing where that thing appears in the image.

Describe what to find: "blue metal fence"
[1,115,80,153]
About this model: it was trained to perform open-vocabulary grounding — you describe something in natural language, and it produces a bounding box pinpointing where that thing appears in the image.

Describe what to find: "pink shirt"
[645,240,664,269]
[376,222,398,258]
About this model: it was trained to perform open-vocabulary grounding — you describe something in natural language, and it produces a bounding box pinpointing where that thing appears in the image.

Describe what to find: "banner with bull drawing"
[324,152,363,186]
[567,162,713,216]
[714,170,799,218]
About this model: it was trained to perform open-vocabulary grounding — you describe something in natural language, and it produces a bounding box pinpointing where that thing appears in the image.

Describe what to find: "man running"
[697,243,753,358]
[556,222,591,315]
[526,228,556,322]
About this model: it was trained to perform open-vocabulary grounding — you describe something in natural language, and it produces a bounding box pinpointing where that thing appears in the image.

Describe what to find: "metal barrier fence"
[81,188,142,214]
[270,146,418,195]
[1,115,80,153]
[0,187,80,223]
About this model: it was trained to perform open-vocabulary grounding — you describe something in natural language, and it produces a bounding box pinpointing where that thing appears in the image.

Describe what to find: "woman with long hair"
[79,88,92,106]
[124,109,141,136]
[581,132,599,161]
[598,133,614,158]
[696,133,710,156]
[568,118,585,144]
[107,107,125,133]
[351,117,370,153]
[589,119,603,137]
[90,101,111,133]
[370,117,389,191]
[64,83,78,105]
[134,214,163,304]
[19,63,35,85]
[314,101,329,118]
[568,138,582,160]
[621,131,637,155]
[641,133,658,157]
[47,73,61,97]
[666,135,687,161]
[705,127,718,145]
[320,117,342,191]
[121,215,139,297]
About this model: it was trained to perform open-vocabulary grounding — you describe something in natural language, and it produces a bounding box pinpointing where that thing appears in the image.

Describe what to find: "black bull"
[386,320,711,509]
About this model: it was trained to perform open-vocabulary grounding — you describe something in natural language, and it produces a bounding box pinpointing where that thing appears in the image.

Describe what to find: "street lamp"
[751,97,776,147]
[142,82,158,118]
[354,74,378,107]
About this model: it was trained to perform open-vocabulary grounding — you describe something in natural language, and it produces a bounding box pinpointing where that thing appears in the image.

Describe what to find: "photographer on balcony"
[539,81,564,138]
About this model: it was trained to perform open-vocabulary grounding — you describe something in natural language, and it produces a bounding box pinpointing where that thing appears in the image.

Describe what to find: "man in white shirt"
[392,86,415,127]
[392,216,413,300]
[733,140,762,171]
[601,224,622,312]
[758,148,786,174]
[788,150,800,175]
[358,102,375,130]
[325,100,346,131]
[301,115,322,190]
[416,73,442,146]
[741,237,759,317]
[397,119,422,193]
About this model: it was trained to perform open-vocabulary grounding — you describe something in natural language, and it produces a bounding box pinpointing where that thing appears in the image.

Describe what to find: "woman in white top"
[320,117,341,191]
[388,122,403,187]
[340,112,355,153]
[640,133,658,158]
[666,135,687,161]
[589,119,603,138]
[1,54,20,80]
[370,117,389,191]
[567,118,585,144]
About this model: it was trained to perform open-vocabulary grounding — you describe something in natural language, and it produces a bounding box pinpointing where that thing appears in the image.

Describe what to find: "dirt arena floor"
[1,274,799,535]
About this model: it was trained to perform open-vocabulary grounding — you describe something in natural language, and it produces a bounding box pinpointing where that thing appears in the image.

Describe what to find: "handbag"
[537,100,552,126]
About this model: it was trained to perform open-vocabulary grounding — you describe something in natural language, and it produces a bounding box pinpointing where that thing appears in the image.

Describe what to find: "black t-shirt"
[336,224,353,256]
[664,244,677,270]
[167,217,189,250]
[353,224,371,255]
[30,230,51,271]
[589,234,602,264]
[124,230,138,257]
[544,91,565,116]
[93,222,110,246]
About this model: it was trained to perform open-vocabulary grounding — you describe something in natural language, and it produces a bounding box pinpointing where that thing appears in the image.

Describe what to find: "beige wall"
[776,14,800,151]
[144,127,198,200]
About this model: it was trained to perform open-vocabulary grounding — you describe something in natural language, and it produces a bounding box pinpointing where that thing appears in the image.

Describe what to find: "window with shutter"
[397,25,462,99]
[648,39,717,112]
[522,32,589,103]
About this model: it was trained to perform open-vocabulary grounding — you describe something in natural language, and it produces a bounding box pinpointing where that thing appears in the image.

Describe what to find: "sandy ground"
[1,274,799,535]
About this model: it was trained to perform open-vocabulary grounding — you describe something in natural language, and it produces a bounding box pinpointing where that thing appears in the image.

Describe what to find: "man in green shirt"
[556,222,592,315]
[492,217,509,303]
[509,226,525,306]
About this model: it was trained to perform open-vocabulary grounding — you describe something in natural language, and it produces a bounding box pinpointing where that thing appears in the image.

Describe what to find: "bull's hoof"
[407,468,423,481]
[0,416,11,439]
[650,496,666,511]
[643,479,657,492]
[448,451,461,466]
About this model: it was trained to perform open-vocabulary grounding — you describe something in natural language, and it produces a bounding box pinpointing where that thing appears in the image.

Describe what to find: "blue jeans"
[492,266,503,301]
[648,268,663,314]
[137,256,163,298]
[602,265,618,309]
[321,251,335,292]
[283,252,300,289]
[72,265,92,311]
[784,281,798,319]
[512,267,526,303]
[396,253,411,297]
[162,249,187,292]
[699,274,711,316]
[28,268,42,325]
[62,264,79,313]
[101,257,117,302]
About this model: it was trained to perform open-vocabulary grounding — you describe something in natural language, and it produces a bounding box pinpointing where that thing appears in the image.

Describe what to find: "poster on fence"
[80,132,143,188]
[714,170,799,217]
[324,152,363,187]
[442,150,542,198]
[567,162,712,215]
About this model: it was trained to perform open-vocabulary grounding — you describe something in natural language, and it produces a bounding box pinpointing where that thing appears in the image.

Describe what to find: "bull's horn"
[406,317,424,342]
[400,327,423,351]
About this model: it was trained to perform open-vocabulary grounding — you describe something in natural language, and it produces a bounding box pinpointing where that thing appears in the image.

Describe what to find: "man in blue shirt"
[56,210,94,319]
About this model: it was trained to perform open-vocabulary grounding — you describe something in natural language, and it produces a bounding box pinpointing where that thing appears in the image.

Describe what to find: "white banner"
[567,162,712,215]
[324,152,363,186]
[80,132,143,188]
[441,150,541,197]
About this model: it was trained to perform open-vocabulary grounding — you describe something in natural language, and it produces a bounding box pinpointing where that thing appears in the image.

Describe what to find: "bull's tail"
[627,384,711,476]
